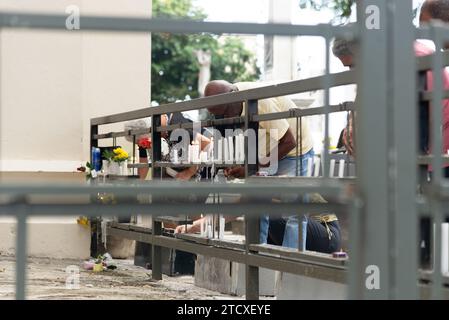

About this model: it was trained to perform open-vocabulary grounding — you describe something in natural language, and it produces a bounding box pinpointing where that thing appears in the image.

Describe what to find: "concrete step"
[0,216,91,259]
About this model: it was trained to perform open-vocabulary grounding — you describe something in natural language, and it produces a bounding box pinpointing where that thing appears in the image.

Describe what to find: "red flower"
[137,138,152,149]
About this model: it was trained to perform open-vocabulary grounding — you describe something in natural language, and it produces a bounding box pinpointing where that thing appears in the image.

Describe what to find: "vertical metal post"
[300,117,303,175]
[132,135,136,176]
[152,219,163,280]
[348,198,363,299]
[355,0,391,299]
[245,214,260,300]
[150,114,163,280]
[151,115,162,177]
[389,0,418,299]
[430,25,444,299]
[245,99,259,177]
[244,99,259,300]
[16,207,27,300]
[296,116,299,176]
[323,33,331,178]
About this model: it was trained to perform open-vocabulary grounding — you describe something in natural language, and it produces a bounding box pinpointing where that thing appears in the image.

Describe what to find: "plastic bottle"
[214,169,226,184]
[301,216,308,252]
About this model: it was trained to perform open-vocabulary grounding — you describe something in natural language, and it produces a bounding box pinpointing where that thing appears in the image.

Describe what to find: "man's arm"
[175,215,238,234]
[259,128,296,167]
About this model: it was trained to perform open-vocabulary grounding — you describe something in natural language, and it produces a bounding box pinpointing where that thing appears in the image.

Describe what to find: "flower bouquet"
[102,147,130,175]
[137,137,152,150]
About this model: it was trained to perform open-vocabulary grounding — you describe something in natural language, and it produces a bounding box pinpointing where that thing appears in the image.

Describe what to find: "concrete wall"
[0,0,152,171]
[0,1,151,258]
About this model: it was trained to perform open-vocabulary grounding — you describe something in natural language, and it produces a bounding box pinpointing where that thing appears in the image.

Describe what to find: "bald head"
[204,80,242,117]
[204,80,234,96]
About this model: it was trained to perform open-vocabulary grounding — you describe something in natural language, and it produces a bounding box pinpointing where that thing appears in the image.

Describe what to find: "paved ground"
[0,255,241,300]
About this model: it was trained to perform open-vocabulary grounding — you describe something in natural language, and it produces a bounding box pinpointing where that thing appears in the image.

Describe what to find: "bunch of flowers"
[137,137,152,149]
[103,147,129,163]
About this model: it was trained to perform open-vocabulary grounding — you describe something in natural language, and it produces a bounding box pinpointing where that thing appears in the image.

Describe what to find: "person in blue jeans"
[259,148,342,254]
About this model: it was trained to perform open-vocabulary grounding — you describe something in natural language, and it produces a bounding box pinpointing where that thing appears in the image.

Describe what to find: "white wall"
[0,0,152,172]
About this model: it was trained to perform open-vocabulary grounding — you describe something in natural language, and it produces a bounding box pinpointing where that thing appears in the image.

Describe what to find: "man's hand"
[175,224,193,234]
[175,167,197,181]
[224,166,245,178]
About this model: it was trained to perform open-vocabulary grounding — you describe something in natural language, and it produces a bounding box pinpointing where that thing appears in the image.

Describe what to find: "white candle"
[207,216,212,238]
[307,157,313,177]
[191,141,200,164]
[187,144,192,164]
[228,136,234,164]
[442,223,449,275]
[200,214,204,236]
[172,148,179,164]
[219,215,225,240]
[217,138,223,164]
[338,159,345,178]
[224,138,229,164]
[238,134,245,163]
[200,151,208,163]
[313,157,320,177]
[329,159,336,178]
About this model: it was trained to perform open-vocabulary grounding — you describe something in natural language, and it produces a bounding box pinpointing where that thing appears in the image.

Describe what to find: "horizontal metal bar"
[91,71,355,125]
[111,226,449,288]
[252,102,355,122]
[0,12,357,37]
[126,163,150,169]
[93,128,151,140]
[153,216,193,225]
[249,244,347,267]
[416,50,449,71]
[0,202,348,216]
[420,90,449,101]
[419,270,449,285]
[176,233,246,250]
[416,24,449,42]
[107,227,347,282]
[153,162,237,168]
[417,155,449,165]
[93,101,355,140]
[419,285,449,299]
[156,117,245,132]
[0,180,350,198]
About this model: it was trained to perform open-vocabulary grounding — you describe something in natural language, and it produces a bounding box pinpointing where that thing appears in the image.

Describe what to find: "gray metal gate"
[0,0,448,300]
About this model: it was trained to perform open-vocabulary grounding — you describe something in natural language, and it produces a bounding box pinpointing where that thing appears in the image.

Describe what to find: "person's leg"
[259,215,270,244]
[267,216,287,246]
[275,149,315,177]
[277,149,315,248]
[282,217,341,253]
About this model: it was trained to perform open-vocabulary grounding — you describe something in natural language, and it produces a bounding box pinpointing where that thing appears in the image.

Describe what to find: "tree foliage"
[299,0,355,20]
[151,0,260,104]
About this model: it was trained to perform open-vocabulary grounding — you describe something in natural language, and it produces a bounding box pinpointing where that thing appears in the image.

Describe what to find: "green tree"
[299,0,354,20]
[151,0,260,104]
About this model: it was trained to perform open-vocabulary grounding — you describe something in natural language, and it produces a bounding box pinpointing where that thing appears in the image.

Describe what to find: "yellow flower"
[111,148,129,162]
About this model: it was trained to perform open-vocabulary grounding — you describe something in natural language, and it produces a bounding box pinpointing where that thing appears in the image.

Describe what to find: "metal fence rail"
[1,0,449,300]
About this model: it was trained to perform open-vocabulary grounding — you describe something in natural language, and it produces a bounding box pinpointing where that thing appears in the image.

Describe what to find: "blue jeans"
[259,149,315,244]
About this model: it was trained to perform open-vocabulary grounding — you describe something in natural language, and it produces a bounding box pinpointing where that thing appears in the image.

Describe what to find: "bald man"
[205,80,314,179]
[202,80,341,253]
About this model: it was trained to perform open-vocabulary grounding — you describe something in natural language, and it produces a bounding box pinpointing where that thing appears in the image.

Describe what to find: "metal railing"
[1,0,449,300]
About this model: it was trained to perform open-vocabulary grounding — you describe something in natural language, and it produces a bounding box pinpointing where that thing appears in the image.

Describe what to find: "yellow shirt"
[235,82,313,158]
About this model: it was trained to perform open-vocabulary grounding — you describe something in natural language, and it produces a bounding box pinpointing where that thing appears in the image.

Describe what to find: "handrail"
[91,70,356,125]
